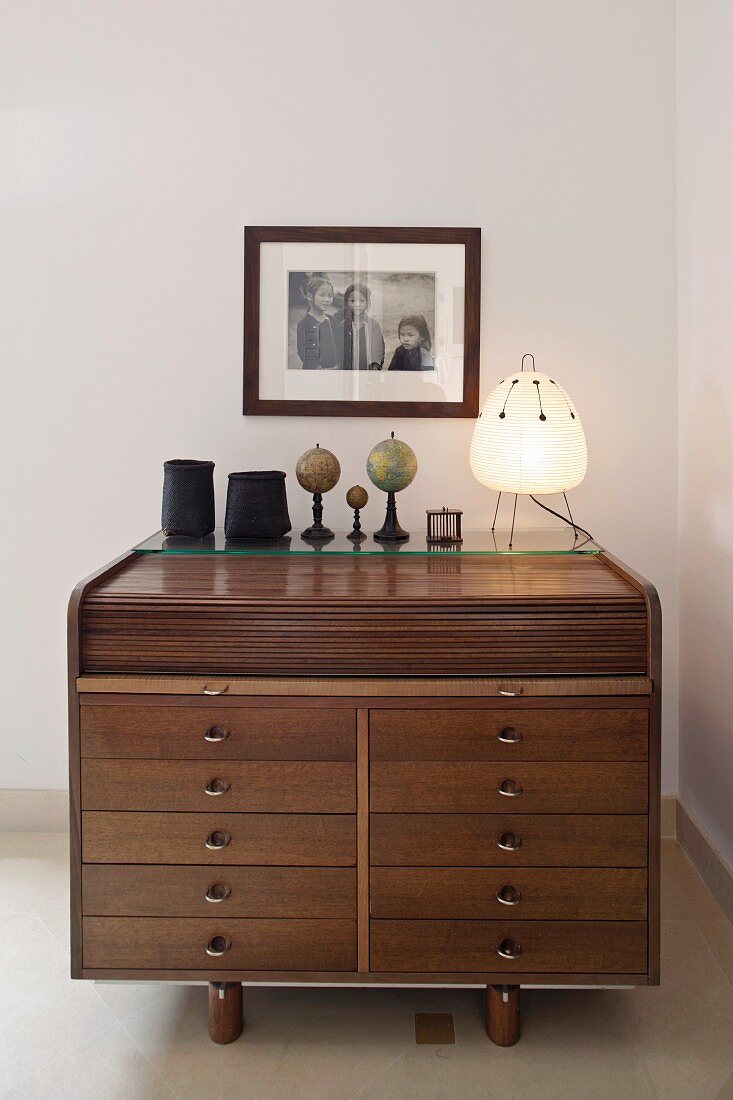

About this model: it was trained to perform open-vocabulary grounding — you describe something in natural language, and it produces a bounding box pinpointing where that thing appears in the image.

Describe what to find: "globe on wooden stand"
[296,444,341,540]
[346,485,369,541]
[366,433,418,542]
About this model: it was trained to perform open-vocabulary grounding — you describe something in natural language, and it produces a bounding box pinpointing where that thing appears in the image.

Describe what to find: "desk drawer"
[83,812,356,866]
[81,760,355,813]
[370,814,648,867]
[370,919,647,974]
[80,704,355,760]
[370,708,648,761]
[83,916,356,971]
[371,762,647,814]
[83,865,356,918]
[370,868,647,920]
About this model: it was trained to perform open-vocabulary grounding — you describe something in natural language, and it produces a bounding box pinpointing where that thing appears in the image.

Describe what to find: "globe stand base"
[300,492,335,541]
[347,506,367,541]
[301,526,334,541]
[374,492,409,542]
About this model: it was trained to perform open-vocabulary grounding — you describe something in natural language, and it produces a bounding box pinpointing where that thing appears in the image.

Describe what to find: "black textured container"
[161,459,215,538]
[225,471,291,540]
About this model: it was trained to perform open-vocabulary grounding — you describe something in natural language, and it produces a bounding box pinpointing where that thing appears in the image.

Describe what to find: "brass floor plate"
[414,1012,456,1045]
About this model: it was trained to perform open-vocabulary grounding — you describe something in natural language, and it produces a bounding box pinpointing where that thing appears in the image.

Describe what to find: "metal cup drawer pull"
[497,727,522,744]
[205,935,232,957]
[204,725,230,743]
[205,830,231,851]
[497,778,523,797]
[204,777,231,796]
[497,831,522,851]
[205,883,232,903]
[497,884,522,906]
[496,937,522,960]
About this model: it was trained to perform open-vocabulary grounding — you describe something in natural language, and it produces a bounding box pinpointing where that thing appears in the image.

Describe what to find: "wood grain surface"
[81,760,356,813]
[357,709,370,972]
[370,919,647,974]
[370,708,648,761]
[80,704,355,759]
[81,555,647,677]
[83,811,356,865]
[69,544,661,990]
[82,865,356,918]
[370,761,648,814]
[83,916,357,971]
[370,867,647,920]
[370,813,649,867]
[76,677,653,697]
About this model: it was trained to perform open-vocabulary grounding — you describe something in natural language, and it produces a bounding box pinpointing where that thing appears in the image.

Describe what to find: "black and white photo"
[288,271,436,373]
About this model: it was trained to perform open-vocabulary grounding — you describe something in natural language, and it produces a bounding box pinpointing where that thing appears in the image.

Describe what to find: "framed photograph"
[243,226,481,417]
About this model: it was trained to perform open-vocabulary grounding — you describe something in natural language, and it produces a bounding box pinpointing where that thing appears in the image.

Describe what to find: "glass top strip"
[133,528,603,556]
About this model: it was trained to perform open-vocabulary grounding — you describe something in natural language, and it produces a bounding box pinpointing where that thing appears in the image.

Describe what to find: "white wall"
[1,0,678,792]
[677,1,733,863]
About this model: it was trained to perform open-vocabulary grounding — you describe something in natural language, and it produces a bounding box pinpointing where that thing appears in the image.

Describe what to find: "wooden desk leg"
[208,982,243,1044]
[486,984,520,1046]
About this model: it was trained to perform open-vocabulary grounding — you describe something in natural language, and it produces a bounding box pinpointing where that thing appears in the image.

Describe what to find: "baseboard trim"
[0,790,68,832]
[676,798,733,924]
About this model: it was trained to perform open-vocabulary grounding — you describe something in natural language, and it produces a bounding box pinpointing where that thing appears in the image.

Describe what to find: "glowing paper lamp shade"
[470,368,587,495]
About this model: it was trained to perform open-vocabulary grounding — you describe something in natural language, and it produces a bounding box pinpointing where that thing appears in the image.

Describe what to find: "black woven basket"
[224,471,291,540]
[161,459,215,538]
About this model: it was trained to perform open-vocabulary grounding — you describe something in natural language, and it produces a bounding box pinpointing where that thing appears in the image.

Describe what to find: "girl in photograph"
[387,314,436,371]
[339,283,385,371]
[296,275,340,369]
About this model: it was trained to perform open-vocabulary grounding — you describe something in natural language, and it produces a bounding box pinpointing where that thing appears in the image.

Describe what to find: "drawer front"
[83,812,356,866]
[371,762,648,814]
[370,919,647,974]
[370,868,647,920]
[370,708,648,761]
[80,704,355,760]
[81,760,355,813]
[83,916,356,971]
[370,814,648,867]
[83,865,356,918]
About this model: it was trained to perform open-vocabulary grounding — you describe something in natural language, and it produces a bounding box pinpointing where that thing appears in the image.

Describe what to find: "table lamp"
[469,354,588,546]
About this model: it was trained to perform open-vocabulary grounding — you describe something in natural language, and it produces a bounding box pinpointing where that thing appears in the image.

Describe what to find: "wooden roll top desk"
[68,532,661,1045]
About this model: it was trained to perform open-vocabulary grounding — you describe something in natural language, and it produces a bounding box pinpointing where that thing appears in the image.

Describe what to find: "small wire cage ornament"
[426,507,463,544]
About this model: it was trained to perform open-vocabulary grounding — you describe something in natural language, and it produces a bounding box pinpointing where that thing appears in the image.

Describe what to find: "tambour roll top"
[80,554,648,678]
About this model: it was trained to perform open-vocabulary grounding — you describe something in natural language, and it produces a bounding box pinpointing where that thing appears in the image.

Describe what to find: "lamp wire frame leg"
[509,495,518,548]
[491,492,502,532]
[563,492,579,537]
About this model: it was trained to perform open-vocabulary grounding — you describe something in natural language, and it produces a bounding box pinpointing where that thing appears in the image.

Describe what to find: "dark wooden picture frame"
[243,226,481,417]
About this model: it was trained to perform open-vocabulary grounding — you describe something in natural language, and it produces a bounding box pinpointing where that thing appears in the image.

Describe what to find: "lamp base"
[491,491,590,549]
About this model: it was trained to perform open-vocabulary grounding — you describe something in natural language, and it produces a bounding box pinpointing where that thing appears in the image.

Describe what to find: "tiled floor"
[0,834,731,1099]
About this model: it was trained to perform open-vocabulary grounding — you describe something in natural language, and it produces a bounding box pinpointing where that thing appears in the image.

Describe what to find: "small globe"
[346,484,369,509]
[366,436,418,494]
[296,446,341,494]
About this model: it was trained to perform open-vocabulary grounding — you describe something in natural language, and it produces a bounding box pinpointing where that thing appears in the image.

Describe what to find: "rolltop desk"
[68,530,661,1045]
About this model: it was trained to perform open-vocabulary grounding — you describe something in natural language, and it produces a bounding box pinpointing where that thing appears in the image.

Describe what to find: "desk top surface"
[88,549,642,607]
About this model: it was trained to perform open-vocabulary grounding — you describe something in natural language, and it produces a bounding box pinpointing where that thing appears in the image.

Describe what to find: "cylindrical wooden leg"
[208,982,243,1044]
[486,984,520,1046]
